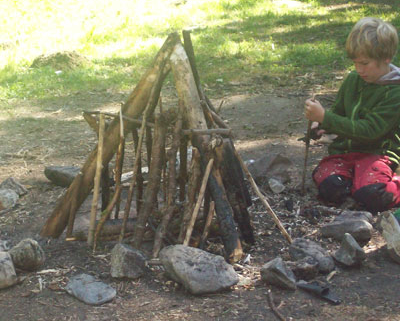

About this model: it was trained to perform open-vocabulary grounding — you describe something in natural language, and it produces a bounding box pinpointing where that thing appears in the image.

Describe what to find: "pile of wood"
[40,31,291,263]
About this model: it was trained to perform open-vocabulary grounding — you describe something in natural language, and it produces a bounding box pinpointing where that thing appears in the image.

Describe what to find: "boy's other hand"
[305,98,325,123]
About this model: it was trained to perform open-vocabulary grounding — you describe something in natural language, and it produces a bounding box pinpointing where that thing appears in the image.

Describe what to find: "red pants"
[312,153,400,206]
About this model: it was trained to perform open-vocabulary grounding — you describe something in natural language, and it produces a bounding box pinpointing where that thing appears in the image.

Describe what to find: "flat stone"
[334,210,373,224]
[286,256,319,281]
[159,245,239,295]
[44,166,80,187]
[0,251,18,289]
[9,238,45,271]
[0,188,19,211]
[260,257,296,290]
[65,273,116,305]
[321,219,373,244]
[110,243,147,279]
[247,153,292,185]
[289,238,334,274]
[0,177,28,196]
[333,233,366,266]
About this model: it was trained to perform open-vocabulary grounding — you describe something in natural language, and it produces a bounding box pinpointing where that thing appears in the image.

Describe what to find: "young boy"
[304,17,400,214]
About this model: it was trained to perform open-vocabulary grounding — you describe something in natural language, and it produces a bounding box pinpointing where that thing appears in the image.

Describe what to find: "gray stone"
[159,245,239,295]
[65,274,116,305]
[333,233,366,266]
[268,178,285,194]
[0,251,18,289]
[0,240,11,251]
[0,188,19,211]
[334,210,373,224]
[247,153,292,185]
[321,219,373,244]
[44,166,80,187]
[260,257,296,290]
[0,177,28,196]
[110,243,147,279]
[289,238,335,274]
[9,238,45,271]
[286,256,319,281]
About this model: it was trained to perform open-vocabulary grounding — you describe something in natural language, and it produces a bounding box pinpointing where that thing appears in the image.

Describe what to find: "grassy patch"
[1,0,400,106]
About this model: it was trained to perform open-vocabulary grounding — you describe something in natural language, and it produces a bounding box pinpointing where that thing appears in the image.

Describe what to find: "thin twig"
[88,114,105,246]
[267,289,287,321]
[183,158,214,246]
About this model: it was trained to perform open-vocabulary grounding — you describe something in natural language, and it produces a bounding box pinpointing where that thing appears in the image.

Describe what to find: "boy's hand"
[305,98,325,123]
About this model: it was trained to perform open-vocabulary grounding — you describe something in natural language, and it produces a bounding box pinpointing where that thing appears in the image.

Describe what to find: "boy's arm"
[321,94,400,142]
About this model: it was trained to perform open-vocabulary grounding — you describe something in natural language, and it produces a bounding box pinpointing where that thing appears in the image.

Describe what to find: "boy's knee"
[353,183,394,214]
[318,174,352,204]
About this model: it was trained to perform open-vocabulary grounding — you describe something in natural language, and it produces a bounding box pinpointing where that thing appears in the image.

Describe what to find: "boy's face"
[352,55,391,83]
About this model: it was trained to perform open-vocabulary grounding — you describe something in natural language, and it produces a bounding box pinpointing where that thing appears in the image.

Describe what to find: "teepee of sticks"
[40,31,291,263]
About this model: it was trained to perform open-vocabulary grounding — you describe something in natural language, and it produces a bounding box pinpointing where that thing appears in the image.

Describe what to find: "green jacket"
[321,67,400,165]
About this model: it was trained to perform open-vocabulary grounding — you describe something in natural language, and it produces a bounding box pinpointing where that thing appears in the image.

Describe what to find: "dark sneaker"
[380,211,400,264]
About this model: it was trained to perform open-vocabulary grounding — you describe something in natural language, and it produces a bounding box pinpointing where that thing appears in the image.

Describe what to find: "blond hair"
[346,17,398,61]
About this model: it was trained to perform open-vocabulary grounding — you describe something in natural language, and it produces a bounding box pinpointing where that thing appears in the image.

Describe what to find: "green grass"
[1,0,400,105]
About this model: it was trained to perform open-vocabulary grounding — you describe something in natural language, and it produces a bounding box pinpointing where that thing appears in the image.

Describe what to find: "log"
[133,114,167,248]
[178,148,201,243]
[214,138,254,244]
[199,200,215,249]
[183,158,214,246]
[88,113,105,246]
[40,32,180,238]
[170,41,242,262]
[152,115,182,257]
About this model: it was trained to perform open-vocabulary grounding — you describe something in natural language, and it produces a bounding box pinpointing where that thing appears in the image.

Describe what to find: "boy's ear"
[385,58,392,64]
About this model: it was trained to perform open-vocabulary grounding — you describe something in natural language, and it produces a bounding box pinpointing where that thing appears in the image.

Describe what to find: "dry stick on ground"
[119,110,148,242]
[152,115,183,257]
[133,114,167,249]
[199,200,215,249]
[87,113,105,247]
[178,148,201,243]
[40,32,178,238]
[267,289,287,321]
[183,158,214,246]
[93,116,125,251]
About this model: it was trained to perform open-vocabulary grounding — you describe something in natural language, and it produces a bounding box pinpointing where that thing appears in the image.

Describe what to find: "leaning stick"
[183,158,214,246]
[199,200,215,249]
[93,114,125,251]
[234,149,292,244]
[87,114,105,246]
[119,110,148,242]
[114,107,125,219]
[301,94,316,195]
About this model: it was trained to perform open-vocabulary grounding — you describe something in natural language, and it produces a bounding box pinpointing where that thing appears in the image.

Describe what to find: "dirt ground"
[1,79,400,321]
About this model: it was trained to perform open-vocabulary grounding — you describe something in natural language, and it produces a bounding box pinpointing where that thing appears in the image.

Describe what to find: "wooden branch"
[40,32,179,238]
[113,107,125,220]
[171,40,242,262]
[131,128,144,213]
[93,122,125,251]
[65,173,82,238]
[133,114,167,249]
[178,135,188,202]
[119,107,150,242]
[183,158,214,246]
[84,110,155,128]
[199,200,215,249]
[267,289,287,321]
[214,139,254,244]
[182,128,232,136]
[178,148,201,243]
[153,115,182,257]
[88,113,105,246]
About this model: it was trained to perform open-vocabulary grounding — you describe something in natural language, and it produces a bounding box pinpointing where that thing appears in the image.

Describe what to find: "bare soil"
[1,81,400,321]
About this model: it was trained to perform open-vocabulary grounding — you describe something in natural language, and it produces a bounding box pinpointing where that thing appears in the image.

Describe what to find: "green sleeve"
[322,94,400,143]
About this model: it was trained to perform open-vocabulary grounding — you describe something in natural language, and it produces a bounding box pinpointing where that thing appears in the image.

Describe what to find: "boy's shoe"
[380,211,400,264]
